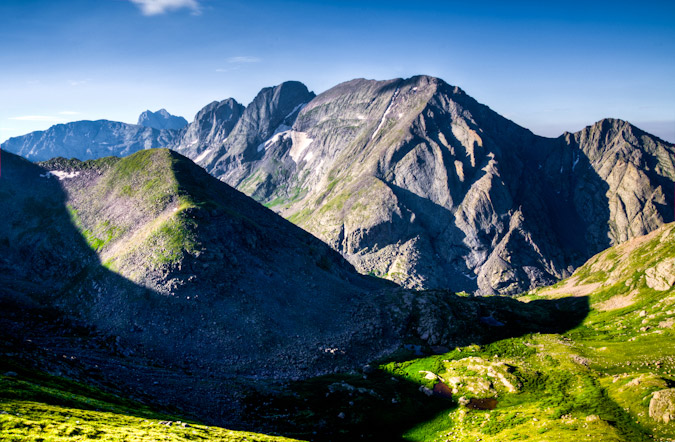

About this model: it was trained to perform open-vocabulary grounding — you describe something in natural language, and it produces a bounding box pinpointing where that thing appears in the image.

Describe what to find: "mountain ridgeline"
[3,75,674,295]
[174,76,675,295]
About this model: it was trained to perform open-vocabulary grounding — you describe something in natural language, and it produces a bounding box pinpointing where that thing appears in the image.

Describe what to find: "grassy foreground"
[0,364,302,442]
[2,219,673,441]
[380,223,675,441]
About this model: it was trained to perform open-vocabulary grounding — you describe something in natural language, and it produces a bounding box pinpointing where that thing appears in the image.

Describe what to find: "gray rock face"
[650,389,675,423]
[171,98,245,162]
[189,76,674,295]
[137,109,188,130]
[1,120,179,161]
[188,81,316,182]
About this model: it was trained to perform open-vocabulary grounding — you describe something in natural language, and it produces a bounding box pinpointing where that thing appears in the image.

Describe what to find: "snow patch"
[289,131,313,162]
[194,148,213,163]
[572,154,580,170]
[371,87,400,141]
[285,102,307,120]
[40,170,80,180]
[273,124,291,135]
[258,129,292,152]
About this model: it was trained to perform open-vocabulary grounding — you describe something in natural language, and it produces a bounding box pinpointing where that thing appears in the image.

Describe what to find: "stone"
[650,389,675,423]
[645,258,675,291]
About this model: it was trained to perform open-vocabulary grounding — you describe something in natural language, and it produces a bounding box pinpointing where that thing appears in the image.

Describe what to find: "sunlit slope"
[354,224,675,441]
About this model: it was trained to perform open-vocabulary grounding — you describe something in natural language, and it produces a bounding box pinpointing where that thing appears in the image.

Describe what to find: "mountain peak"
[137,109,188,130]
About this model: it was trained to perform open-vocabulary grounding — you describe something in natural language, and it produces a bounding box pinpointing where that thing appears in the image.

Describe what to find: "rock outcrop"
[650,389,675,423]
[171,98,245,161]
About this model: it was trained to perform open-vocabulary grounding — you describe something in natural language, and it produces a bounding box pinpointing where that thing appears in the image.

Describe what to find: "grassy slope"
[372,223,675,441]
[0,361,303,442]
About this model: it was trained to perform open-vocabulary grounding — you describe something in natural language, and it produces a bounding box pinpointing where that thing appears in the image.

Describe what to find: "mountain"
[0,148,404,379]
[172,81,316,177]
[186,76,674,295]
[0,120,179,161]
[171,98,245,160]
[4,76,673,296]
[245,224,675,441]
[137,108,188,130]
[1,146,593,431]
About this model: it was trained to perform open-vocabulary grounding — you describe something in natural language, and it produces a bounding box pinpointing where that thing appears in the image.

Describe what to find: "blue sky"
[1,0,674,143]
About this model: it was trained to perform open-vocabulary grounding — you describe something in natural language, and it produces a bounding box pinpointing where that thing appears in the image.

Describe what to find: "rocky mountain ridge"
[0,149,401,378]
[4,75,673,295]
[178,76,674,295]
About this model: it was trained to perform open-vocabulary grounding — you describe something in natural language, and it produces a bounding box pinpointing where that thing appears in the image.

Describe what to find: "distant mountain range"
[3,76,673,295]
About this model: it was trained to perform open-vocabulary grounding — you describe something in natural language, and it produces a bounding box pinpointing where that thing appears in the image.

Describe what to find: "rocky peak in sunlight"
[137,108,188,130]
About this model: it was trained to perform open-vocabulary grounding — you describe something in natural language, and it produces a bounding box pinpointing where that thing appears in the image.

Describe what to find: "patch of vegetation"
[146,209,198,266]
[0,364,302,442]
[99,149,180,213]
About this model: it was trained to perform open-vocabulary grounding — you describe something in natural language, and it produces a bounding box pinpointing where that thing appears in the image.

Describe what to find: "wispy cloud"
[9,116,66,122]
[227,56,262,64]
[69,79,90,87]
[130,0,201,16]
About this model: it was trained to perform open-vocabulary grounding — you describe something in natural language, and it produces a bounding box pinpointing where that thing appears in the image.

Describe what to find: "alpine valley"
[1,76,674,442]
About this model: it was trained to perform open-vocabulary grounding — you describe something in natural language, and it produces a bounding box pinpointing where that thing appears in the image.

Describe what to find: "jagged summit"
[137,108,188,130]
[189,75,673,295]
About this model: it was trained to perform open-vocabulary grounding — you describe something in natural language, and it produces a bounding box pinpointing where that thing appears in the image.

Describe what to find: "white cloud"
[130,0,201,16]
[227,56,262,63]
[9,116,66,122]
[69,79,89,87]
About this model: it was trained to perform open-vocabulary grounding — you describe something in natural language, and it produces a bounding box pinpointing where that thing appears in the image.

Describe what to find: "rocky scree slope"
[185,76,674,296]
[0,149,403,379]
[1,120,179,161]
[137,108,188,130]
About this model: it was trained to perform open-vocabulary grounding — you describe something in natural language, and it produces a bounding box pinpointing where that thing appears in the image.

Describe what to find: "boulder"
[649,388,675,423]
